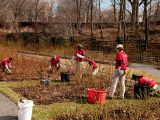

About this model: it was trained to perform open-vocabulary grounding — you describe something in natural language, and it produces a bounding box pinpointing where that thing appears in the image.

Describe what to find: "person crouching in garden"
[108,44,128,99]
[48,54,60,75]
[72,44,85,77]
[132,74,160,96]
[0,57,13,74]
[88,58,99,76]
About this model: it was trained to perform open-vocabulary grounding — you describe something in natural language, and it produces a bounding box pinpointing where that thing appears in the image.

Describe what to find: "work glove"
[7,69,12,74]
[76,54,84,59]
[117,67,123,77]
[47,66,52,72]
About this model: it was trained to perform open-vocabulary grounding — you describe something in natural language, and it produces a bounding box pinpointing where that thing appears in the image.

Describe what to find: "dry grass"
[81,28,117,40]
[53,98,160,120]
[0,45,49,81]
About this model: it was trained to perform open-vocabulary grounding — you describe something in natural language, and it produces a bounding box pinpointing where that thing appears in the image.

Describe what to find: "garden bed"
[13,75,111,105]
[13,83,88,105]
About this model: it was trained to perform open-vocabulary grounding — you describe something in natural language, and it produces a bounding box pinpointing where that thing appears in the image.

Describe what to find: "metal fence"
[81,36,160,63]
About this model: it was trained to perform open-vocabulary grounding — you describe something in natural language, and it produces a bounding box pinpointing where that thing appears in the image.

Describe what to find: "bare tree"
[33,0,41,35]
[31,0,46,43]
[156,0,160,21]
[140,0,153,46]
[110,0,118,23]
[54,0,77,36]
[0,1,11,30]
[75,0,82,30]
[83,0,90,23]
[10,0,27,33]
[155,0,160,21]
[128,0,143,35]
[0,0,10,14]
[90,0,93,36]
[117,0,125,37]
[99,0,103,38]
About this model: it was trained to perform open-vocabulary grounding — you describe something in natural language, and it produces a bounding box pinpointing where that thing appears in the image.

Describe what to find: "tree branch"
[147,0,153,6]
[139,0,144,6]
[128,0,133,6]
[0,3,10,13]
[126,8,132,15]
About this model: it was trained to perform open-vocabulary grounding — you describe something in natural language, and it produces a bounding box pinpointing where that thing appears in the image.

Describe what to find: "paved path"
[0,93,18,120]
[130,63,160,78]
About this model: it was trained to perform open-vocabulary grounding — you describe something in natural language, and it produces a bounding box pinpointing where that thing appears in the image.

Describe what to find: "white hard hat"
[116,44,124,49]
[77,44,83,48]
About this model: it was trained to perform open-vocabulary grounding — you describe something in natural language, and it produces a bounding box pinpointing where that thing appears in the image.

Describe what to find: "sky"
[101,0,112,10]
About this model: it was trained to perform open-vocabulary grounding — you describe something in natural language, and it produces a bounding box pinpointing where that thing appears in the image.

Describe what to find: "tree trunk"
[87,4,90,23]
[90,0,93,36]
[117,0,123,37]
[156,1,160,21]
[132,0,136,28]
[85,10,87,23]
[99,0,103,39]
[34,0,40,45]
[78,0,82,30]
[76,0,81,30]
[135,0,139,35]
[144,0,148,48]
[76,0,79,29]
[123,0,126,41]
[113,0,117,23]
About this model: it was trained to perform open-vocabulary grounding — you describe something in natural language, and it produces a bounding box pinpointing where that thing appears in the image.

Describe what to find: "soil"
[13,75,111,105]
[13,83,89,105]
[0,69,59,82]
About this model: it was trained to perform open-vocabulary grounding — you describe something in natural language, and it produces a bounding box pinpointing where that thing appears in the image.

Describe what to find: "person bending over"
[48,54,60,73]
[0,57,13,74]
[132,74,160,96]
[88,58,99,76]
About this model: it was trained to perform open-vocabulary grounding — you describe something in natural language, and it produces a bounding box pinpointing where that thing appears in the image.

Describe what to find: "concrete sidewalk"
[0,93,18,120]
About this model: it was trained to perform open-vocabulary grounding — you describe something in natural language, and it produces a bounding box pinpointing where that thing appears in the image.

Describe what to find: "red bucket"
[87,88,106,104]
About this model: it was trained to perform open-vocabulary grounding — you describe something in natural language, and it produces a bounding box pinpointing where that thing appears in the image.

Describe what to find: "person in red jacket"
[72,44,85,77]
[108,44,128,99]
[0,57,13,74]
[48,54,60,73]
[132,74,157,91]
[88,58,98,76]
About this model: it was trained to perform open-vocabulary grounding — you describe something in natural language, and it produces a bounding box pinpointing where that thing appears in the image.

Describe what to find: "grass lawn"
[0,68,160,120]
